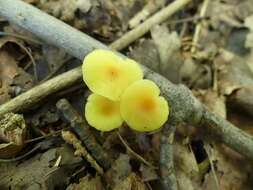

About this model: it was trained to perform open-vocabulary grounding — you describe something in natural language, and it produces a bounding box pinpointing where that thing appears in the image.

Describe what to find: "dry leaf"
[129,39,160,73]
[245,14,253,49]
[174,141,199,176]
[105,154,131,188]
[151,25,183,83]
[113,173,147,190]
[66,175,102,190]
[0,113,26,158]
[229,86,253,116]
[38,0,80,22]
[206,0,242,28]
[0,142,24,159]
[0,36,34,104]
[0,146,82,189]
[217,50,253,95]
[139,164,158,182]
[201,144,252,190]
[0,50,19,104]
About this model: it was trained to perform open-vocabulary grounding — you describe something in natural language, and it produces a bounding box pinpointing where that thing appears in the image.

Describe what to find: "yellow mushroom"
[85,93,123,131]
[120,80,169,132]
[82,49,143,101]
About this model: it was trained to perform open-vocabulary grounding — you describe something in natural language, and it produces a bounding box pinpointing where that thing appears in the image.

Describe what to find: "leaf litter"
[1,0,253,189]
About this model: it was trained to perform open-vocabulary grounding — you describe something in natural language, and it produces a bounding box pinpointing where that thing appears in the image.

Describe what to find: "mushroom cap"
[85,93,123,131]
[120,80,169,132]
[82,49,143,101]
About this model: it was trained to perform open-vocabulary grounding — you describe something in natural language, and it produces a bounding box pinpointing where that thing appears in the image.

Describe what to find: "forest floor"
[1,0,253,189]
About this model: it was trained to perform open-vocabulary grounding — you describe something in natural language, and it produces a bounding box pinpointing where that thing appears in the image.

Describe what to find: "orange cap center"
[100,100,116,116]
[107,66,119,80]
[140,96,155,112]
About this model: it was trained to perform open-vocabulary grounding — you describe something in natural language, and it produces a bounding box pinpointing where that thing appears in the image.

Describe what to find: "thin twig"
[110,0,192,50]
[15,42,38,82]
[0,67,82,115]
[204,143,221,190]
[0,144,41,163]
[168,16,208,25]
[212,60,218,91]
[62,130,104,175]
[0,33,39,80]
[24,128,64,144]
[128,0,165,29]
[191,0,210,53]
[0,31,43,44]
[56,99,113,170]
[117,131,156,168]
[40,57,73,82]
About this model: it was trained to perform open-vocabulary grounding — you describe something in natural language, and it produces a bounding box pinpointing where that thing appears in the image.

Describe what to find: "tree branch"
[56,99,113,169]
[160,124,178,190]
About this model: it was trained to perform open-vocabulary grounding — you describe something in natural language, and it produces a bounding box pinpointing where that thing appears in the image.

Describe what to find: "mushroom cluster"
[82,49,169,132]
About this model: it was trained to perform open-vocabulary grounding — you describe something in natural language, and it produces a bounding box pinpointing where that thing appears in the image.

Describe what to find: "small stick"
[0,67,82,116]
[168,16,208,25]
[128,0,165,29]
[0,31,43,44]
[56,99,113,170]
[24,128,64,143]
[117,131,155,168]
[0,144,41,163]
[191,0,210,53]
[204,143,220,190]
[40,57,73,82]
[0,136,63,162]
[62,130,104,175]
[160,124,178,190]
[110,0,192,50]
[16,42,38,82]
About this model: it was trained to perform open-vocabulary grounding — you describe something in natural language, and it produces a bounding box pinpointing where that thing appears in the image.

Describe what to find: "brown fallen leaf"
[0,145,82,189]
[201,143,253,190]
[113,173,147,190]
[66,175,102,190]
[228,86,253,116]
[38,0,87,22]
[0,50,19,104]
[103,0,145,32]
[217,50,253,95]
[244,15,253,73]
[0,113,27,158]
[129,39,160,74]
[206,0,242,28]
[0,33,37,101]
[0,35,35,104]
[151,25,183,83]
[105,154,131,188]
[139,164,158,182]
